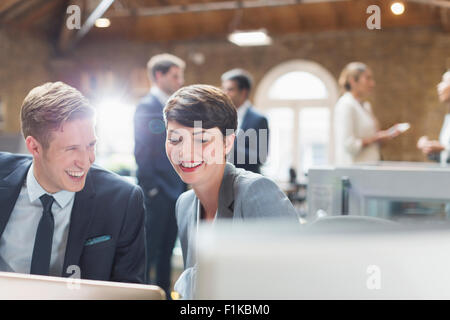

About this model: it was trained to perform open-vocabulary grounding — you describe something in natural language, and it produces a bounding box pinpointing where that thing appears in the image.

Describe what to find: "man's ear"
[224,133,236,156]
[243,88,250,99]
[25,136,43,158]
[154,70,164,83]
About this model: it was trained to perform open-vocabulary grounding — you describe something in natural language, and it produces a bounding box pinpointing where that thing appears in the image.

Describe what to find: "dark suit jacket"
[232,106,269,174]
[134,93,185,201]
[0,152,146,283]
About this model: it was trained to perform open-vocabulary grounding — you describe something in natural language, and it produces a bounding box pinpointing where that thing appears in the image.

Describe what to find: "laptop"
[0,271,165,300]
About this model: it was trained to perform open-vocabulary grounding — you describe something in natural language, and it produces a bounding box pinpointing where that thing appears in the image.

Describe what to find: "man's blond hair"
[147,53,185,80]
[21,81,95,148]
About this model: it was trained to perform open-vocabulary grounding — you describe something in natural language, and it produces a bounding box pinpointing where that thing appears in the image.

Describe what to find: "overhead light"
[228,29,272,47]
[95,17,111,28]
[391,2,405,15]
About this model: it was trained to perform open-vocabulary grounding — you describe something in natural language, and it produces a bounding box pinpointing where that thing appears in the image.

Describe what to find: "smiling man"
[0,82,146,283]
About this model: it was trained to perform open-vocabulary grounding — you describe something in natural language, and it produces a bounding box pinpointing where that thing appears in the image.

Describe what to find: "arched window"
[255,60,338,182]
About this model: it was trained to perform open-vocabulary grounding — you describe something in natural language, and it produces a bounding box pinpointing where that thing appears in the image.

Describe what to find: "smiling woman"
[163,84,299,299]
[164,85,236,192]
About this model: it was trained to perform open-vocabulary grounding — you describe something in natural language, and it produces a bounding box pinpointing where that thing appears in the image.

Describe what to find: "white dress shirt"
[174,198,217,300]
[226,100,252,164]
[150,85,170,107]
[439,114,450,164]
[236,100,251,131]
[334,92,380,165]
[0,164,75,276]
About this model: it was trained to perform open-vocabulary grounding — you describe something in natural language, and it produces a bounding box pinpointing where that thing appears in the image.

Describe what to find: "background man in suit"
[221,68,269,174]
[134,53,186,298]
[0,82,145,283]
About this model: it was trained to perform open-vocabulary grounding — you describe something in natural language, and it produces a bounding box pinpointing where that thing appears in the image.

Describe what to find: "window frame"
[254,59,339,181]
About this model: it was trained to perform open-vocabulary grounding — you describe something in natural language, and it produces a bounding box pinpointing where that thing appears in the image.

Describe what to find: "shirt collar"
[26,163,75,209]
[237,100,251,122]
[345,92,369,110]
[150,86,170,106]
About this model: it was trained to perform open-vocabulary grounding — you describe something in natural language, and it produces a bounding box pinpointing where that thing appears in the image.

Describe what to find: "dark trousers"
[143,187,178,299]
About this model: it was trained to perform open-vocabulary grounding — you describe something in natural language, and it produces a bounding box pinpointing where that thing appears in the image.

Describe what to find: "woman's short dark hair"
[164,84,237,136]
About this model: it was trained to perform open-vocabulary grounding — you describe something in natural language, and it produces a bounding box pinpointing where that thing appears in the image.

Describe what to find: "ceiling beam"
[18,0,62,29]
[407,0,450,31]
[58,0,114,54]
[0,0,22,13]
[406,0,450,9]
[107,0,348,17]
[0,0,41,24]
[440,7,450,31]
[75,0,115,42]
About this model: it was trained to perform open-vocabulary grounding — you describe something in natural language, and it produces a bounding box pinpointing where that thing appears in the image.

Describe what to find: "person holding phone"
[334,62,406,165]
[417,70,450,164]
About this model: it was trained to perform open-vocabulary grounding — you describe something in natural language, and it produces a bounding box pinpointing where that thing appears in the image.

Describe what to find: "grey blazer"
[174,162,298,298]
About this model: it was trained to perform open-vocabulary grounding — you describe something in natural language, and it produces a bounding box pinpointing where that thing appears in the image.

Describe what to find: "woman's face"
[350,69,376,98]
[165,120,235,186]
[437,72,450,103]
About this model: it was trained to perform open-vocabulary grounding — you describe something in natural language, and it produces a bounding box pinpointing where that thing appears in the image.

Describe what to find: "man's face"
[32,118,97,193]
[156,66,184,96]
[222,80,247,109]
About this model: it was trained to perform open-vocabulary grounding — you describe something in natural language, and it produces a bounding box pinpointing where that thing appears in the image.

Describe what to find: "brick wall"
[0,30,53,133]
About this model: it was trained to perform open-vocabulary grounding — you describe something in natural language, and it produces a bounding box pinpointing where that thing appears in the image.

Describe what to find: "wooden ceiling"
[0,0,449,51]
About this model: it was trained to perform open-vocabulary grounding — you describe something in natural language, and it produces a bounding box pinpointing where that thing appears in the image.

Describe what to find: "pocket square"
[85,235,111,246]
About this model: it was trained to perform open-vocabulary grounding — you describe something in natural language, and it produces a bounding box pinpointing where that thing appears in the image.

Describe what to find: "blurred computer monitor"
[195,219,450,299]
[0,272,165,300]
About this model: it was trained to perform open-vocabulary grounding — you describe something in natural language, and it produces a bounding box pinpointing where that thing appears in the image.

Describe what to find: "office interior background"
[1,0,449,173]
[1,0,450,299]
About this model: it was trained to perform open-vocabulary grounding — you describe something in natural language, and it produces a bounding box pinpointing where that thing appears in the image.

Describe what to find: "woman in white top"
[334,62,402,165]
[417,70,450,164]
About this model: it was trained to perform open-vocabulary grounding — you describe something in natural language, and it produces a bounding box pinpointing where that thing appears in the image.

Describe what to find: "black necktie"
[30,194,55,276]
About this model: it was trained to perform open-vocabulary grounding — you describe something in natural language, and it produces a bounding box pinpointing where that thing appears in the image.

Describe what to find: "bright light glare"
[228,30,272,47]
[391,2,405,15]
[95,98,135,156]
[95,18,111,28]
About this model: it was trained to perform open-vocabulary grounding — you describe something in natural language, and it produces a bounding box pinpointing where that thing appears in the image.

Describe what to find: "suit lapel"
[0,160,32,239]
[149,93,164,111]
[233,107,252,152]
[217,163,236,219]
[62,172,96,277]
[239,106,252,132]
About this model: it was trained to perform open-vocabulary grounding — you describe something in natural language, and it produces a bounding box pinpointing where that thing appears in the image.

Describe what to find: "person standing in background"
[221,69,269,174]
[334,62,403,165]
[417,70,450,164]
[134,53,186,298]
